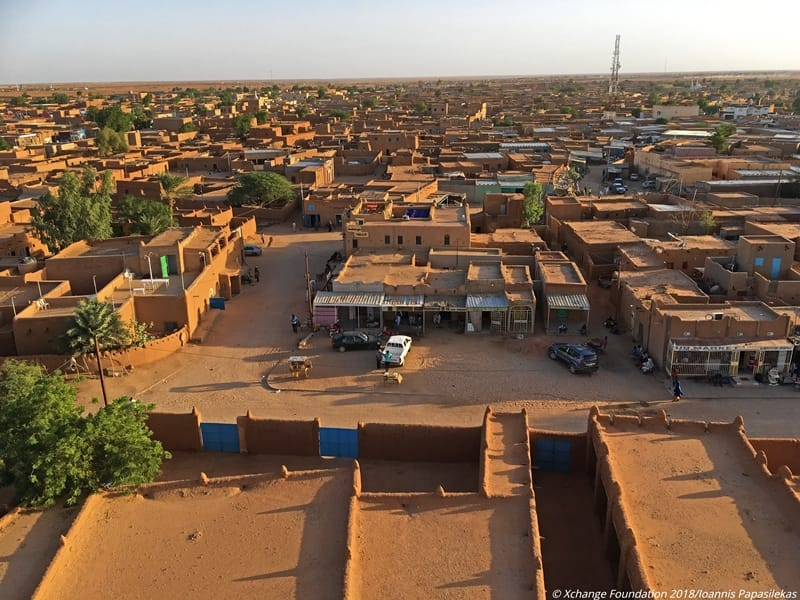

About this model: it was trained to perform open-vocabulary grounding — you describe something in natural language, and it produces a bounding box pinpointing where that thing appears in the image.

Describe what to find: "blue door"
[771,257,782,279]
[319,427,358,458]
[534,438,571,472]
[200,423,240,452]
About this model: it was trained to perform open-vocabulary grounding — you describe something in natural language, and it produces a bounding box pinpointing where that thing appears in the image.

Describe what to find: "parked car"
[548,343,599,374]
[331,331,382,352]
[382,335,413,366]
[629,173,640,181]
[612,184,627,194]
[244,244,263,256]
[641,179,656,190]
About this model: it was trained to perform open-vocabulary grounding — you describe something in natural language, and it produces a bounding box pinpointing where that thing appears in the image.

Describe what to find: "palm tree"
[60,300,129,407]
[158,173,192,222]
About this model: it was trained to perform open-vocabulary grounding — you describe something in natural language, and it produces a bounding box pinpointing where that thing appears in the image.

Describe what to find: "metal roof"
[466,294,509,310]
[424,295,467,310]
[382,295,424,308]
[545,293,590,311]
[313,291,384,308]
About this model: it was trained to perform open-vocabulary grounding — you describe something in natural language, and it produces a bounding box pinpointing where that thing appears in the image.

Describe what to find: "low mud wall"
[358,422,481,463]
[240,413,320,456]
[749,438,800,475]
[529,429,588,472]
[147,408,203,451]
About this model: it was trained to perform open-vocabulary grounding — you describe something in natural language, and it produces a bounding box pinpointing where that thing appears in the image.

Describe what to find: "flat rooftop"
[540,262,585,285]
[564,220,641,245]
[467,262,502,281]
[594,415,800,591]
[51,239,141,259]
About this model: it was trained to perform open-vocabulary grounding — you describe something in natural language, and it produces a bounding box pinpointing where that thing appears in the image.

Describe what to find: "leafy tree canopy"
[96,127,129,157]
[87,105,134,133]
[51,92,69,104]
[226,171,295,207]
[329,109,350,121]
[522,181,544,228]
[117,195,172,235]
[255,110,271,125]
[362,97,379,109]
[709,123,737,154]
[232,114,253,140]
[0,137,11,151]
[0,360,169,507]
[33,167,113,253]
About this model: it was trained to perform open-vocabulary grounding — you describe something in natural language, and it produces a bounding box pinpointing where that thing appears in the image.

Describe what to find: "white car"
[382,335,412,367]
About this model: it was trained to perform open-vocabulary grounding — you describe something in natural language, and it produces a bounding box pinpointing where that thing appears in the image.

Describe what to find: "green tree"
[362,97,379,109]
[142,93,152,106]
[792,93,800,113]
[33,168,113,252]
[158,172,192,219]
[231,114,253,140]
[51,92,69,104]
[226,171,295,207]
[0,360,89,507]
[296,105,311,119]
[317,86,327,99]
[59,300,130,407]
[10,94,29,107]
[0,137,11,151]
[699,210,716,234]
[255,110,271,125]
[708,123,737,154]
[219,89,236,107]
[559,106,577,117]
[87,105,134,132]
[554,167,581,195]
[522,181,544,227]
[96,127,129,156]
[413,102,428,114]
[178,121,197,133]
[329,109,350,120]
[0,360,169,507]
[630,107,642,118]
[117,195,172,235]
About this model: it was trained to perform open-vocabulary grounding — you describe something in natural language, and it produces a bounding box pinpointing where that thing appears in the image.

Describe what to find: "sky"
[1,0,798,84]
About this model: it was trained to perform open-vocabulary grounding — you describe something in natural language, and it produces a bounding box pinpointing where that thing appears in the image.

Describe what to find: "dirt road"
[75,220,800,437]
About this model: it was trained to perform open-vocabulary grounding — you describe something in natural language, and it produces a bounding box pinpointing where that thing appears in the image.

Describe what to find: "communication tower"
[608,34,621,97]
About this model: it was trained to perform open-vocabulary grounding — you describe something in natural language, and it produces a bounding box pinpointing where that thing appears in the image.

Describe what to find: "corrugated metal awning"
[546,293,590,311]
[466,294,509,310]
[313,291,385,308]
[382,295,424,309]
[424,295,467,310]
[669,338,793,352]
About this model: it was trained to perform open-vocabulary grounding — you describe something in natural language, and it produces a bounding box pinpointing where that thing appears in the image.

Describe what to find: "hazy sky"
[1,0,798,84]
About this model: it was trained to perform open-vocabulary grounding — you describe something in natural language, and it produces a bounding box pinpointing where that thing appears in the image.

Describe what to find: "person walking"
[254,267,260,283]
[671,366,679,386]
[672,379,683,402]
[292,222,297,233]
[291,313,300,333]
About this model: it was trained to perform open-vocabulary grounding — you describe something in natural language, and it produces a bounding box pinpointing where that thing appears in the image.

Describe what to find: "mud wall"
[240,413,320,456]
[749,438,800,474]
[529,429,588,472]
[358,422,481,462]
[146,408,203,451]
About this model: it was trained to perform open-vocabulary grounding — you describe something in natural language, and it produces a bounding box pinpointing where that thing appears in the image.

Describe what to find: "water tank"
[17,256,38,274]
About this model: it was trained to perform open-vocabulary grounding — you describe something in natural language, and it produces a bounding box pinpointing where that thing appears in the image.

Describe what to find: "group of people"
[376,348,393,371]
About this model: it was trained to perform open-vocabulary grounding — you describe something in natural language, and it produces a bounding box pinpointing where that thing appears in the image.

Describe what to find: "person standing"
[672,380,683,402]
[671,366,679,386]
[394,313,401,329]
[376,348,384,370]
[254,267,260,283]
[291,313,300,333]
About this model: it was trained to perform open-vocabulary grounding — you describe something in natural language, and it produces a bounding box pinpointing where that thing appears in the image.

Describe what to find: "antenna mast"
[608,34,621,106]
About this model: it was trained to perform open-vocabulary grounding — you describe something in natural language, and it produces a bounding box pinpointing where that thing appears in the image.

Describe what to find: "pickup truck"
[382,335,412,367]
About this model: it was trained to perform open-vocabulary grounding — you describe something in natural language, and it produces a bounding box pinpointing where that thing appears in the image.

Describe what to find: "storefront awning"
[669,338,793,352]
[424,295,467,311]
[466,293,509,310]
[313,291,385,308]
[545,293,590,311]
[382,295,424,309]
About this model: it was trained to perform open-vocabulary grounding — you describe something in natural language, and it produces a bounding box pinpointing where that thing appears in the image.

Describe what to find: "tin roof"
[382,295,424,308]
[466,294,509,310]
[313,291,384,307]
[545,293,590,311]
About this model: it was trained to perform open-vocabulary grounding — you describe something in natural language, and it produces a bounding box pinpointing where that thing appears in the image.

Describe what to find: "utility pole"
[304,253,314,325]
[608,34,621,111]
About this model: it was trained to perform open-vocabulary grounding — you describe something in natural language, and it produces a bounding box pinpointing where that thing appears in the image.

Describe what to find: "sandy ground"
[601,422,800,592]
[0,507,77,600]
[359,460,478,493]
[352,495,536,599]
[35,467,353,600]
[71,221,800,438]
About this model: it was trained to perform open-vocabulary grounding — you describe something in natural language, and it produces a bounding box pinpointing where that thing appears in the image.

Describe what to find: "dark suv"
[331,331,382,352]
[548,343,599,374]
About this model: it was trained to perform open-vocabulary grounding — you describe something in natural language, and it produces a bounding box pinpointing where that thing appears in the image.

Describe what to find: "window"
[415,235,422,245]
[444,234,450,246]
[384,235,391,245]
[352,239,358,249]
[754,257,764,267]
[397,235,404,245]
[499,203,507,216]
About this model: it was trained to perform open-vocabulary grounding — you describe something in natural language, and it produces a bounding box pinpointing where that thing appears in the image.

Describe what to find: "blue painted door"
[771,257,782,279]
[200,423,240,452]
[319,427,358,458]
[534,438,571,472]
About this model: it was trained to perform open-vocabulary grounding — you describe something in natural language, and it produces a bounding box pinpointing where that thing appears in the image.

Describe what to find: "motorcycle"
[328,321,342,336]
